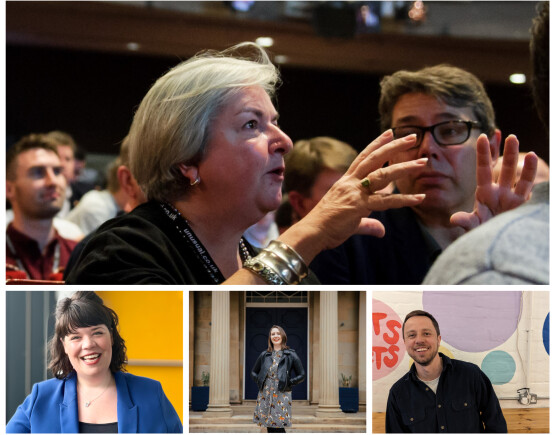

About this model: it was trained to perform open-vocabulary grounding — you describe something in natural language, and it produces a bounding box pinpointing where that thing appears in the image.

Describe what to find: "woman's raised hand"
[280,130,427,264]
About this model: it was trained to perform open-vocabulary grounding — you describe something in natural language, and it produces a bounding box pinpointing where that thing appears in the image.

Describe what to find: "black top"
[65,201,319,285]
[386,353,508,433]
[310,206,441,285]
[79,422,118,433]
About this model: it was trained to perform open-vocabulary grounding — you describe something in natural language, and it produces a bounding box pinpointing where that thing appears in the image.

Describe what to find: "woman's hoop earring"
[190,175,201,186]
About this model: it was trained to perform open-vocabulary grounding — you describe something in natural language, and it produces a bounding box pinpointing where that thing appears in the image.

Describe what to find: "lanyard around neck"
[159,202,252,284]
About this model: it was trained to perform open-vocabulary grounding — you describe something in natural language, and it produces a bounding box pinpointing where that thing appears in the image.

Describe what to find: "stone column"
[316,291,343,417]
[189,292,194,405]
[358,291,366,406]
[205,291,233,417]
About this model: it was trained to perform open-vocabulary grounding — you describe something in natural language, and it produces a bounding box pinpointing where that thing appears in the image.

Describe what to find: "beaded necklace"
[159,202,252,284]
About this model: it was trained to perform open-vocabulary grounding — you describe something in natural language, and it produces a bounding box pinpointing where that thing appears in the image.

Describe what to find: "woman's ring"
[361,178,371,189]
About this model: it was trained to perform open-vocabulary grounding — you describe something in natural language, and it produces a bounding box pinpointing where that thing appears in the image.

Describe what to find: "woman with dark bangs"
[251,325,305,433]
[6,291,182,433]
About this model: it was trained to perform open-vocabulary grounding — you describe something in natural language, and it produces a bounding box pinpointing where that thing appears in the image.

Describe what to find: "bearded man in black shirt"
[386,310,507,433]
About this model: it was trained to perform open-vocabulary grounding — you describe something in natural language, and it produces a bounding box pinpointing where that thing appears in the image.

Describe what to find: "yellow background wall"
[97,291,183,423]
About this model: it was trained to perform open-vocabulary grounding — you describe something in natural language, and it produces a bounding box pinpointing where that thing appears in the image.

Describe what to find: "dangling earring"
[190,175,201,186]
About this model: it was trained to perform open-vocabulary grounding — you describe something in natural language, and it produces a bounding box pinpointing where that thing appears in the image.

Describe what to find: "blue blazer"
[6,371,183,433]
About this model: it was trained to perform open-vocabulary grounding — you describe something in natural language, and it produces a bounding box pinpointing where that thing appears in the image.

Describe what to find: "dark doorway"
[245,307,308,400]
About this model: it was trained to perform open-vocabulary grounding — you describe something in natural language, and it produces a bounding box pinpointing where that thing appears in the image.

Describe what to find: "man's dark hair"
[530,1,549,130]
[283,136,356,196]
[45,130,77,153]
[379,64,496,137]
[402,310,440,338]
[6,134,59,180]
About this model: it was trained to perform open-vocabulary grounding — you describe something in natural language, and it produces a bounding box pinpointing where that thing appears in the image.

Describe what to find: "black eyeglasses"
[391,120,482,147]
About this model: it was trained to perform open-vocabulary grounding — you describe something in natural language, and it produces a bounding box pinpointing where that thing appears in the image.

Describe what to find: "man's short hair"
[45,130,77,153]
[7,133,59,181]
[530,2,549,129]
[402,310,440,338]
[379,64,496,137]
[283,136,357,196]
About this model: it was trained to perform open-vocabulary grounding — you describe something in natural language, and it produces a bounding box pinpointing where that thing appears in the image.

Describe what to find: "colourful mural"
[543,313,549,355]
[481,350,516,385]
[372,299,405,380]
[372,291,549,413]
[422,291,521,352]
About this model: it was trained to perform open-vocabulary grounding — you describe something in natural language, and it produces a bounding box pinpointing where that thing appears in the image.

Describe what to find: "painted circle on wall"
[372,299,405,380]
[481,350,516,385]
[543,313,549,355]
[423,291,521,352]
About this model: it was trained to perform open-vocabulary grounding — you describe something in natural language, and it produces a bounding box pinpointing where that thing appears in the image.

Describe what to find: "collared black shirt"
[386,353,507,433]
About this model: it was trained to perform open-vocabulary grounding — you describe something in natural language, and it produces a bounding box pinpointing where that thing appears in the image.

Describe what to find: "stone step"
[190,407,366,415]
[189,416,366,425]
[189,423,366,433]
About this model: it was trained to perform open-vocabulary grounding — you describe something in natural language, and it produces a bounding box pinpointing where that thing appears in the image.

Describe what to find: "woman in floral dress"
[251,325,305,433]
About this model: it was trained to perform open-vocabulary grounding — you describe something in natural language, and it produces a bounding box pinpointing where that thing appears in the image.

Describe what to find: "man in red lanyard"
[6,134,78,281]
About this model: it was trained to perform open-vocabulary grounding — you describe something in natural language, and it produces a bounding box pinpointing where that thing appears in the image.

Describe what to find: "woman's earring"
[190,175,201,186]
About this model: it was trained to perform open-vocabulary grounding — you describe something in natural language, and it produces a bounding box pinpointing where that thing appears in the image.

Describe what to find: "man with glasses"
[424,3,548,284]
[310,64,536,284]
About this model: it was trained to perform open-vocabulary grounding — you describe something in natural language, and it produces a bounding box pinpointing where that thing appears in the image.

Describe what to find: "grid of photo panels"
[4,1,550,434]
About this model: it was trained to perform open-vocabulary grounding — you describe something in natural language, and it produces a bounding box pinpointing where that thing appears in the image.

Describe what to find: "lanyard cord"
[159,202,252,284]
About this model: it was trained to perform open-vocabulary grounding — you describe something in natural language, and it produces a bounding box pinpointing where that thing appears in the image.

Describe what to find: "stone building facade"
[189,291,366,415]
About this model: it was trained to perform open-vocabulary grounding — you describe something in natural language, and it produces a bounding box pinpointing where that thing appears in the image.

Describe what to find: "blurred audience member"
[6,134,78,280]
[115,136,147,212]
[73,146,87,179]
[45,130,76,184]
[311,64,536,284]
[66,137,140,235]
[284,137,357,220]
[63,136,146,278]
[71,145,99,204]
[274,195,298,234]
[45,130,77,216]
[424,2,548,284]
[66,158,124,235]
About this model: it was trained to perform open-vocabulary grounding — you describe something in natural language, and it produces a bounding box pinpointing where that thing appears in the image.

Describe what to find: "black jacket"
[250,349,305,393]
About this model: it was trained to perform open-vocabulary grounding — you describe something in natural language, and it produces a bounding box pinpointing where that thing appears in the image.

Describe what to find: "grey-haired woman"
[66,42,426,285]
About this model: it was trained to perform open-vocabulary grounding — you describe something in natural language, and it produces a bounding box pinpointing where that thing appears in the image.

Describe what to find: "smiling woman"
[6,292,183,434]
[251,325,305,433]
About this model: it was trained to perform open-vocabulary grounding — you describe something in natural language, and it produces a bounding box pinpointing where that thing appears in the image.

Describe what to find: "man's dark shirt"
[310,206,441,284]
[386,353,507,433]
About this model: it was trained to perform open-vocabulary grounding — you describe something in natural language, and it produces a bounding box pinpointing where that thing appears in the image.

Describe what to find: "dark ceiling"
[6,1,548,162]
